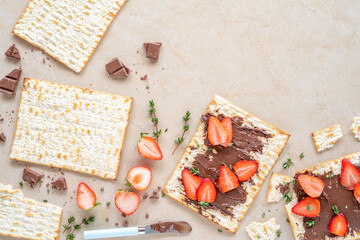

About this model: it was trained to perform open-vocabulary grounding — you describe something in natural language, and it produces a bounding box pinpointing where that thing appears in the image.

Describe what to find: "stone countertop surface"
[1,0,360,239]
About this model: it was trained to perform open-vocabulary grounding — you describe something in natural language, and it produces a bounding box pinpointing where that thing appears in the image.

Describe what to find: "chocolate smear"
[143,42,162,60]
[0,67,22,96]
[22,168,42,186]
[5,44,21,60]
[0,133,6,142]
[105,58,130,77]
[149,221,192,234]
[51,177,67,190]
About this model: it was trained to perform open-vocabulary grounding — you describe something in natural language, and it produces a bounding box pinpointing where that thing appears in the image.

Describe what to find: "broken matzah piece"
[13,0,127,72]
[266,173,294,203]
[246,218,280,240]
[351,116,360,141]
[0,182,62,240]
[163,95,290,233]
[312,124,343,152]
[10,78,132,179]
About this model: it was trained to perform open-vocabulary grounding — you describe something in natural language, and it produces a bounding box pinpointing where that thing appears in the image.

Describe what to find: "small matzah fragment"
[266,173,294,203]
[246,218,280,240]
[0,182,62,240]
[13,0,127,72]
[10,78,132,179]
[351,117,360,141]
[312,124,343,152]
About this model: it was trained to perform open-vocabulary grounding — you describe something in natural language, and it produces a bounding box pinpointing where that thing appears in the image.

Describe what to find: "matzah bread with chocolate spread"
[266,172,294,203]
[13,0,126,72]
[163,95,290,232]
[0,182,62,240]
[10,78,132,179]
[246,218,280,240]
[285,152,360,240]
[312,124,343,152]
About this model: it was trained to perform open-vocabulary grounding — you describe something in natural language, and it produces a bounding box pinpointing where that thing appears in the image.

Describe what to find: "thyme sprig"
[64,216,95,240]
[172,111,191,155]
[149,100,165,142]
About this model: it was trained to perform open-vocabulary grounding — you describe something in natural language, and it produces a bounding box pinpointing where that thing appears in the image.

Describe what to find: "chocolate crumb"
[140,74,148,80]
[143,193,148,199]
[157,186,161,190]
[115,223,119,227]
[123,220,129,227]
[0,133,6,143]
[145,213,149,219]
[122,213,126,218]
[106,218,109,222]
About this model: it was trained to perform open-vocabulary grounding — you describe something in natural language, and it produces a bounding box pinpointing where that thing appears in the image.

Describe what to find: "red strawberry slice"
[115,191,140,216]
[354,182,360,203]
[182,169,202,200]
[291,196,321,217]
[208,116,229,146]
[298,174,325,198]
[328,213,348,237]
[340,158,360,190]
[232,160,258,181]
[126,166,152,191]
[77,182,96,210]
[196,178,217,203]
[218,166,239,193]
[137,136,163,160]
[220,117,233,147]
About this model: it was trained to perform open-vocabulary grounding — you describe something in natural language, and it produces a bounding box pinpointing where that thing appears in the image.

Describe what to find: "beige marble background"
[1,0,360,239]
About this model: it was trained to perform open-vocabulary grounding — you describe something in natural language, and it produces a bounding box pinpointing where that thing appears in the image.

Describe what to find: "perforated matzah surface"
[13,0,126,72]
[351,117,360,141]
[246,218,280,240]
[312,124,343,152]
[0,183,62,240]
[10,78,132,179]
[266,173,294,203]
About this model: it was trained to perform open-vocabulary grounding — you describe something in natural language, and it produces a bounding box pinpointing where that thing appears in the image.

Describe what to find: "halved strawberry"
[354,182,360,203]
[208,116,228,146]
[218,166,239,193]
[182,169,202,200]
[328,213,348,237]
[137,136,163,160]
[126,166,152,191]
[77,182,96,210]
[340,158,360,190]
[196,178,217,203]
[220,117,233,147]
[115,190,140,216]
[298,174,325,198]
[291,197,320,217]
[232,160,258,181]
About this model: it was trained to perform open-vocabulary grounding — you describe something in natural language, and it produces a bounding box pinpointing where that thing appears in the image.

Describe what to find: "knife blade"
[84,221,192,239]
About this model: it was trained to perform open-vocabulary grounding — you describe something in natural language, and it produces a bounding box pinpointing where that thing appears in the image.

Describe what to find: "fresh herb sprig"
[172,111,191,155]
[284,193,292,202]
[63,216,95,239]
[149,100,166,142]
[332,205,339,214]
[282,158,294,169]
[306,220,315,227]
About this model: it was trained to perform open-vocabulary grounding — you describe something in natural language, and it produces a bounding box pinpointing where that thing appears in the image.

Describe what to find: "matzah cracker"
[10,78,132,179]
[163,95,290,233]
[246,218,280,240]
[0,182,62,240]
[266,173,294,203]
[13,0,127,72]
[285,152,360,240]
[312,124,343,152]
[351,117,360,141]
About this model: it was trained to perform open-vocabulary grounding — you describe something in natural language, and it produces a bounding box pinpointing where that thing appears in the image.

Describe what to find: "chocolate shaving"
[105,58,129,77]
[143,42,162,60]
[5,44,21,60]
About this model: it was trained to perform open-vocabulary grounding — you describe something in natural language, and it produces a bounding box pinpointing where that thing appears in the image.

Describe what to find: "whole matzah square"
[0,183,62,240]
[311,124,343,152]
[13,0,127,72]
[10,78,132,179]
[163,95,290,233]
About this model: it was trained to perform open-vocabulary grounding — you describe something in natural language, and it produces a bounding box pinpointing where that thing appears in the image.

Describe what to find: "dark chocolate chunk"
[0,68,22,96]
[143,42,162,60]
[105,58,129,77]
[140,74,147,80]
[0,133,6,142]
[51,177,67,190]
[22,168,42,186]
[5,44,21,60]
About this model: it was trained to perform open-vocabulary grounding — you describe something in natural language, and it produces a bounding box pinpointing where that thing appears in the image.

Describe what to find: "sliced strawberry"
[328,213,348,237]
[218,166,239,193]
[291,196,320,217]
[137,136,163,160]
[208,116,228,146]
[354,182,360,203]
[77,182,96,210]
[298,174,325,198]
[182,169,202,200]
[126,166,152,191]
[220,117,233,147]
[340,158,360,190]
[232,160,258,181]
[115,191,140,216]
[196,178,217,203]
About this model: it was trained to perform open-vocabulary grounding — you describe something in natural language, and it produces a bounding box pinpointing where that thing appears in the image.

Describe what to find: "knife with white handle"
[84,221,192,239]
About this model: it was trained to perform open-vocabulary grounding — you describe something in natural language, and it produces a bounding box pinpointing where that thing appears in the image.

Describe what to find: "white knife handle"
[84,227,140,239]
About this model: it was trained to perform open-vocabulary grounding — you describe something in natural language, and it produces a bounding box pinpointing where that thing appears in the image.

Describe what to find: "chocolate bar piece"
[143,42,162,60]
[5,44,21,60]
[105,58,130,77]
[0,68,22,95]
[22,168,42,186]
[0,133,6,143]
[51,177,67,190]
